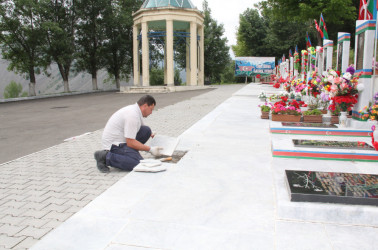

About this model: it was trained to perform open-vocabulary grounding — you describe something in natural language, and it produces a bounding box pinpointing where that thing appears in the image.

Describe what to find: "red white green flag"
[319,13,329,39]
[358,0,377,20]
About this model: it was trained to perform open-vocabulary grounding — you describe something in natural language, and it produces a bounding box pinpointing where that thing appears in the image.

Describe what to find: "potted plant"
[259,103,271,119]
[271,103,302,122]
[258,91,267,101]
[303,109,323,123]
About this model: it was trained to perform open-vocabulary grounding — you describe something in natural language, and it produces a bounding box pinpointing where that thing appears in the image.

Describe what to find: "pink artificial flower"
[330,84,338,92]
[334,77,341,84]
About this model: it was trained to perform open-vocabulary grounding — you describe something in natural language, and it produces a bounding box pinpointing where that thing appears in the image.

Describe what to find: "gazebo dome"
[141,0,196,9]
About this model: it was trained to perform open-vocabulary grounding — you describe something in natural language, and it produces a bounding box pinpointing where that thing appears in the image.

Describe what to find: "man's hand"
[149,146,164,156]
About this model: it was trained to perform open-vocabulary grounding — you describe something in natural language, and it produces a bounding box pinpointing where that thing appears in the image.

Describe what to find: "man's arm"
[126,138,150,151]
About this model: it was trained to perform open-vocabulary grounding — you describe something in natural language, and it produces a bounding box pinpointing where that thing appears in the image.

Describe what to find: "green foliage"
[150,67,164,86]
[259,0,357,43]
[39,0,77,92]
[220,60,236,83]
[3,81,23,99]
[101,0,143,89]
[303,109,323,116]
[174,68,182,85]
[0,0,50,96]
[260,105,271,112]
[203,0,231,83]
[233,8,267,57]
[234,0,358,61]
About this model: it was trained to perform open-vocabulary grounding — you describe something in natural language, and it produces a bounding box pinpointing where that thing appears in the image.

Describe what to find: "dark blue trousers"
[106,126,151,171]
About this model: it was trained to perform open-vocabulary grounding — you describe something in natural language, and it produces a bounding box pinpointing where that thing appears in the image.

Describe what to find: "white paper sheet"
[150,134,179,156]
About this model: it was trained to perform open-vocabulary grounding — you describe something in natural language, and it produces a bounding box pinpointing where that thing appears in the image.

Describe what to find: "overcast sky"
[190,0,262,46]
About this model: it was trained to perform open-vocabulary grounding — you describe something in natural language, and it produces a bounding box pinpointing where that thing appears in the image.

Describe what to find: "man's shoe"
[94,150,110,173]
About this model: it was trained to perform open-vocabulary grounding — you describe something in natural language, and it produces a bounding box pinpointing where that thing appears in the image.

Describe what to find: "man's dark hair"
[137,95,156,106]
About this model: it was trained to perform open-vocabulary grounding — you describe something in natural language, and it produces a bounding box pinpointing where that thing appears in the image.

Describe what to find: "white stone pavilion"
[132,0,205,87]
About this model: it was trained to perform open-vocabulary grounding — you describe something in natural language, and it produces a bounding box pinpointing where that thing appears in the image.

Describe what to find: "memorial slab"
[270,121,371,137]
[285,170,378,206]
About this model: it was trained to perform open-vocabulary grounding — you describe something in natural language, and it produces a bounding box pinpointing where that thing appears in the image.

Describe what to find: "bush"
[303,109,322,116]
[3,81,23,99]
[150,67,164,86]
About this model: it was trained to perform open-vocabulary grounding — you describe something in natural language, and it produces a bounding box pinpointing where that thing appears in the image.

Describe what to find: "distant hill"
[0,58,134,98]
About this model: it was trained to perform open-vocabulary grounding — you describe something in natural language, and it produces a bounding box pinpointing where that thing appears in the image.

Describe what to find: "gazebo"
[132,0,205,87]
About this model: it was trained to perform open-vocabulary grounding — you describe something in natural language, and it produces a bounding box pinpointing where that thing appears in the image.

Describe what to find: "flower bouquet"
[327,66,361,112]
[258,91,267,101]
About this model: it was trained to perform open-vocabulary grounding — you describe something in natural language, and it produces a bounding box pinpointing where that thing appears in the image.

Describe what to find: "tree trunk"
[115,71,120,89]
[91,69,98,90]
[63,80,70,92]
[57,63,70,92]
[29,82,36,96]
[29,68,36,96]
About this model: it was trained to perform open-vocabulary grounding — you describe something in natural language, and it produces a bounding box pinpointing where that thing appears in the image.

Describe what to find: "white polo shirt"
[102,103,144,150]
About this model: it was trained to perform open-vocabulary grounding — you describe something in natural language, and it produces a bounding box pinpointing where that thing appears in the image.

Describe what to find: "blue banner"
[235,57,275,77]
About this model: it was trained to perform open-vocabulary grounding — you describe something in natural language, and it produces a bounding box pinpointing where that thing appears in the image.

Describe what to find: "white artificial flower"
[330,70,338,77]
[343,72,352,81]
[357,83,364,92]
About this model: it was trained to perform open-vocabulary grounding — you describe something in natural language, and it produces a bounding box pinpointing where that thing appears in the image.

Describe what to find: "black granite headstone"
[285,170,378,206]
[293,139,375,151]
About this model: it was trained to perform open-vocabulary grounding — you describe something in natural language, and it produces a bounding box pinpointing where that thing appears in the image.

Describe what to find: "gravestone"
[352,20,376,119]
[290,55,294,77]
[301,50,307,81]
[285,170,378,206]
[336,32,351,73]
[323,39,333,71]
[315,46,323,75]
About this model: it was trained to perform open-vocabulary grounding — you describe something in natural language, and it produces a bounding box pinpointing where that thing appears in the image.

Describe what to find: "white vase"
[339,111,348,128]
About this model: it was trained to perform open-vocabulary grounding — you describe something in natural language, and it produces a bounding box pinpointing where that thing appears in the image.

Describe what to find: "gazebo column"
[186,28,191,85]
[141,21,149,86]
[166,19,174,86]
[190,21,197,86]
[133,24,140,86]
[198,24,204,86]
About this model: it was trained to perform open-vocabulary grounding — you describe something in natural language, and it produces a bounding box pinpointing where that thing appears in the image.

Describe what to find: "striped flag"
[306,32,312,48]
[314,19,324,38]
[289,49,293,57]
[295,45,299,53]
[319,13,329,39]
[358,0,377,20]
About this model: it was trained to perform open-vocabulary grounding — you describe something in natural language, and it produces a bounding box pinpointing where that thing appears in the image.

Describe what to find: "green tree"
[261,0,357,43]
[233,8,267,57]
[203,0,230,83]
[260,3,309,58]
[3,81,23,99]
[0,0,49,96]
[40,0,77,93]
[220,59,236,83]
[101,0,142,89]
[75,0,108,90]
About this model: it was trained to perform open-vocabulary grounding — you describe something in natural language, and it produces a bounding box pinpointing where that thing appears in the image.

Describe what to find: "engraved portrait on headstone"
[337,43,343,72]
[356,32,365,70]
[323,50,327,71]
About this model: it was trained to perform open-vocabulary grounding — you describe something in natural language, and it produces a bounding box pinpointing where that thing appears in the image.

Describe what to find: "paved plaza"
[0,84,243,249]
[2,83,378,249]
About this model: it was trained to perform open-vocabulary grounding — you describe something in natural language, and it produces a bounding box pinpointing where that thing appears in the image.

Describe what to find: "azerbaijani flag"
[358,0,377,20]
[306,32,312,48]
[314,19,324,38]
[289,49,293,57]
[319,13,329,39]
